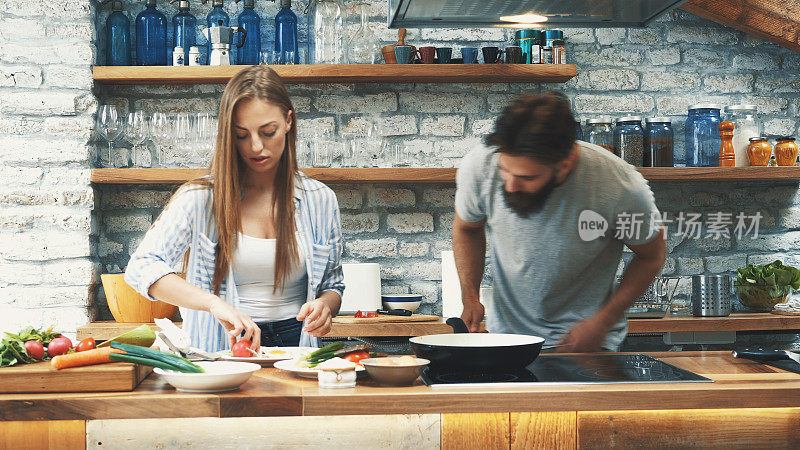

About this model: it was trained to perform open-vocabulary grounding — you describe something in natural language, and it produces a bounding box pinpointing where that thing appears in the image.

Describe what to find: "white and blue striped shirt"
[124,174,345,352]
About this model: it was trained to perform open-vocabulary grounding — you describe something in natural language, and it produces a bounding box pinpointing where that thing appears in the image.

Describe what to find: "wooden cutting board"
[0,361,153,394]
[332,314,441,324]
[771,309,800,316]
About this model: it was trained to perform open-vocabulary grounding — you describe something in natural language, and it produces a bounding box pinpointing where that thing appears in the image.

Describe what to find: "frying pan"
[409,318,545,371]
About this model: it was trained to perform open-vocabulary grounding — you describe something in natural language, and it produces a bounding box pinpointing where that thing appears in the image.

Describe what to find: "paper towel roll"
[441,251,462,318]
[340,263,382,314]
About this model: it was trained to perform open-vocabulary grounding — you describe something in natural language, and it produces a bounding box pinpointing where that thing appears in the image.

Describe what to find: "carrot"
[50,347,125,370]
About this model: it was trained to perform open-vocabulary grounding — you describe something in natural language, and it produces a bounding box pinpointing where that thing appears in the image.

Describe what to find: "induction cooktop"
[420,354,712,388]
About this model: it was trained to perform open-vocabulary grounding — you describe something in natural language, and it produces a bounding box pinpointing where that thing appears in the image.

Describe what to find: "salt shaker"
[189,46,202,66]
[173,46,185,66]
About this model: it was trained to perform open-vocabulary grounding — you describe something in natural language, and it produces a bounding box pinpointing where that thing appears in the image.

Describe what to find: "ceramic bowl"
[381,295,422,313]
[361,356,430,386]
[101,273,178,322]
[154,361,261,393]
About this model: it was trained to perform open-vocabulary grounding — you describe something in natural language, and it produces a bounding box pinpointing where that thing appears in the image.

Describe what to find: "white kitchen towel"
[441,251,463,318]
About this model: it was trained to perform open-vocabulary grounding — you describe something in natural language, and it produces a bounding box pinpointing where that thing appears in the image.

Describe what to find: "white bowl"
[382,295,422,313]
[154,361,261,393]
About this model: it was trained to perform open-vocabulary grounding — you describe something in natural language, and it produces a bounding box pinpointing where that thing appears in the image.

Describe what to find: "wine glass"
[150,112,170,167]
[194,113,216,166]
[126,111,149,167]
[173,113,192,167]
[96,105,122,167]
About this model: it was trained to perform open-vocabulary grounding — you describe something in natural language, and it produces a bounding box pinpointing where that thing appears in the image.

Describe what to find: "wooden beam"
[681,0,800,53]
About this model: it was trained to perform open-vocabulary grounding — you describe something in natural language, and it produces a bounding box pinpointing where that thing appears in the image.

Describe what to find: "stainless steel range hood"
[388,0,690,28]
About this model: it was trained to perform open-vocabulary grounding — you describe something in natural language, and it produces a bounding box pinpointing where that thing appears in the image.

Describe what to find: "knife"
[732,350,800,365]
[376,308,413,316]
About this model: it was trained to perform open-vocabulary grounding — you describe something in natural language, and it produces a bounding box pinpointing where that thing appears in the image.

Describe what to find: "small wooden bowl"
[101,274,178,322]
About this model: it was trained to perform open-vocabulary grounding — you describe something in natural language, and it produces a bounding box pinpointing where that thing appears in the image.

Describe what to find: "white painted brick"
[648,48,680,66]
[0,137,89,164]
[0,261,42,285]
[0,42,94,65]
[399,242,430,257]
[595,28,626,45]
[102,190,172,209]
[683,49,726,68]
[571,48,644,67]
[0,231,90,260]
[562,29,595,44]
[2,286,91,308]
[43,116,93,139]
[367,187,414,207]
[440,212,455,230]
[0,166,44,186]
[410,261,442,280]
[419,115,465,137]
[574,94,654,114]
[704,254,747,273]
[0,187,93,207]
[403,139,436,159]
[0,18,46,40]
[640,70,700,91]
[387,213,434,233]
[628,29,662,45]
[377,115,418,136]
[332,188,363,210]
[754,76,800,94]
[43,65,93,90]
[42,259,96,286]
[42,167,91,187]
[1,90,81,116]
[98,235,124,257]
[436,138,483,159]
[105,213,152,233]
[135,97,219,115]
[379,264,406,280]
[0,65,42,88]
[703,74,753,93]
[341,213,379,233]
[433,239,453,257]
[408,282,438,305]
[487,94,516,113]
[2,0,92,20]
[471,119,495,136]
[314,92,397,114]
[422,187,455,207]
[667,26,738,45]
[399,93,483,114]
[0,304,90,338]
[571,69,639,91]
[420,28,506,42]
[47,22,95,40]
[346,238,397,259]
[733,52,778,71]
[74,92,97,115]
[676,257,704,275]
[0,206,91,233]
[763,119,797,137]
[380,285,409,295]
[655,95,729,116]
[0,116,43,135]
[750,96,790,115]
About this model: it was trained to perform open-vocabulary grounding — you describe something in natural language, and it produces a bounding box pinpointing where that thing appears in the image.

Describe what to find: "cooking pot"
[409,318,545,371]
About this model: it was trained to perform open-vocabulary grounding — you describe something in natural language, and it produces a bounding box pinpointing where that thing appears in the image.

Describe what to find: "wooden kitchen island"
[2,351,800,449]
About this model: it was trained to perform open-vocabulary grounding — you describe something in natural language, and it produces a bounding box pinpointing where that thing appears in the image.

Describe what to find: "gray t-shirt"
[455,141,660,350]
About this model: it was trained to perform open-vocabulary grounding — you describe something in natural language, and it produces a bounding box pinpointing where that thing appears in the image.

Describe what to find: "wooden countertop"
[2,352,799,421]
[76,313,800,341]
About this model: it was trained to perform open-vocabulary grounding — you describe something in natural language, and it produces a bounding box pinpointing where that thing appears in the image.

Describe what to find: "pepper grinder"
[719,121,735,167]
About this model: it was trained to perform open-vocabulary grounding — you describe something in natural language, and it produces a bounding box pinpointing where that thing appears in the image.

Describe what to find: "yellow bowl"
[101,274,178,322]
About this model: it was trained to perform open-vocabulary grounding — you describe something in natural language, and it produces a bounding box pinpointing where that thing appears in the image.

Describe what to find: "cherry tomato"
[76,337,96,352]
[46,336,72,357]
[24,340,45,360]
[231,340,253,357]
[342,351,370,365]
[354,310,378,318]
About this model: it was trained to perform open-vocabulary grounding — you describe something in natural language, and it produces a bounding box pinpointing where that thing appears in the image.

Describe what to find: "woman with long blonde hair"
[125,66,344,352]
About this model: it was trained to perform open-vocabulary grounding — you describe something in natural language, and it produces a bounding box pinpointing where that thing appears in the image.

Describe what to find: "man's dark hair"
[486,92,577,165]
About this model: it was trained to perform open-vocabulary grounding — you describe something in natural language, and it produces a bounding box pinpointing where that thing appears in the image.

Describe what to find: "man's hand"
[296,299,333,337]
[460,300,485,333]
[556,316,612,353]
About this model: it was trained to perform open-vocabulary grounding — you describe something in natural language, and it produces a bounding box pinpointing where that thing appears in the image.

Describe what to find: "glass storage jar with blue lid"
[644,117,673,167]
[685,104,722,167]
[614,116,644,166]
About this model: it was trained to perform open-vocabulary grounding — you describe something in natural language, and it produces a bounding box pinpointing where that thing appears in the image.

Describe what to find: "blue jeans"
[256,317,302,347]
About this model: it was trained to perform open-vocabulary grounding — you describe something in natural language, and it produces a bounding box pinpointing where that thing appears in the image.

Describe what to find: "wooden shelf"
[92,64,577,85]
[90,167,800,185]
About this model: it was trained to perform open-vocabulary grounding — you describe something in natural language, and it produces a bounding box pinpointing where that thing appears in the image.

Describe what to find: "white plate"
[154,361,261,393]
[273,359,366,379]
[215,347,316,366]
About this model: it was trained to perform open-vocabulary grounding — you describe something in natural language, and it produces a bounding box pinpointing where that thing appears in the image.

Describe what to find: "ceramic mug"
[505,46,522,64]
[436,47,453,64]
[394,45,418,64]
[482,46,503,64]
[419,46,436,64]
[461,47,479,64]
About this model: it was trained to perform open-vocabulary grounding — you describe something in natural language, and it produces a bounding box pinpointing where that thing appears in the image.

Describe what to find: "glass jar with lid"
[306,0,344,64]
[586,117,614,153]
[685,104,722,167]
[613,116,644,166]
[747,137,772,166]
[723,105,759,167]
[644,118,674,167]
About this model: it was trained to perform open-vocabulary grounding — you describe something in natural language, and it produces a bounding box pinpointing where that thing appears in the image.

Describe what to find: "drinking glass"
[96,104,122,167]
[283,50,296,65]
[391,142,410,167]
[173,113,193,167]
[150,112,171,167]
[311,140,333,167]
[194,113,216,166]
[126,111,149,167]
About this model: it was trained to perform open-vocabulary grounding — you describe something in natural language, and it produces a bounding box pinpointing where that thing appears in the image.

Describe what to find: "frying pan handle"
[446,317,470,334]
[733,350,789,361]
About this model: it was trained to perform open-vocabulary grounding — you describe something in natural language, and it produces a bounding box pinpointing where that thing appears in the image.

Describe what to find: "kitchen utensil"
[0,361,152,394]
[381,28,407,64]
[101,274,178,323]
[376,308,412,316]
[481,46,502,63]
[361,357,430,386]
[154,318,225,361]
[331,314,440,324]
[273,359,366,379]
[409,317,544,371]
[201,21,246,65]
[436,47,452,64]
[382,294,422,312]
[339,263,382,314]
[692,275,732,317]
[625,276,682,319]
[461,47,478,64]
[419,46,436,64]
[733,350,800,366]
[158,332,224,361]
[154,360,260,393]
[394,45,417,64]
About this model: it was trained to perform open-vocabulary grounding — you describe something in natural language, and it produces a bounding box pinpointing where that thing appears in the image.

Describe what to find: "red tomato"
[24,340,45,360]
[231,340,253,357]
[76,337,96,352]
[354,310,378,318]
[342,351,370,365]
[47,337,72,357]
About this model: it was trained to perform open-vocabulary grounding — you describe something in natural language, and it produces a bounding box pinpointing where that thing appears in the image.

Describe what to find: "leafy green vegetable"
[1,325,62,367]
[735,260,800,310]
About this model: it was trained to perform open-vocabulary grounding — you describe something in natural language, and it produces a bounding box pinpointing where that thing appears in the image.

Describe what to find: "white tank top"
[233,233,308,322]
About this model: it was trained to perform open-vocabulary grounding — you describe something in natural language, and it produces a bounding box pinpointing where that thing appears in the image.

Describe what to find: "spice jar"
[774,137,799,166]
[614,116,644,166]
[552,39,566,64]
[747,137,772,166]
[644,117,674,167]
[723,105,759,167]
[586,117,614,153]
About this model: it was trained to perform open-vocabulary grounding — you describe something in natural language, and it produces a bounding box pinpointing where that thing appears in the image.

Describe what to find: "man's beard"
[502,174,559,217]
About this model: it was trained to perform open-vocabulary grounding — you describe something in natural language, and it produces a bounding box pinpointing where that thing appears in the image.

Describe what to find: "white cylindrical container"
[189,46,202,66]
[173,46,185,66]
[724,105,759,167]
[318,367,357,388]
[339,263,381,314]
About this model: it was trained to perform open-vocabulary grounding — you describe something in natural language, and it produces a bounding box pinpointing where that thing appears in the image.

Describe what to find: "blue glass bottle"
[172,0,197,64]
[205,0,230,63]
[275,0,298,64]
[135,0,168,65]
[105,0,131,65]
[684,104,722,167]
[235,0,261,65]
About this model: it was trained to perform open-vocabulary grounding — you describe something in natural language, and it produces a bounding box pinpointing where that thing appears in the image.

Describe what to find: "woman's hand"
[296,299,332,337]
[207,296,261,351]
